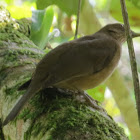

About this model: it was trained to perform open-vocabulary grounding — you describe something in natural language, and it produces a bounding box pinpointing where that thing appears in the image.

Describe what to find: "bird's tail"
[3,88,35,126]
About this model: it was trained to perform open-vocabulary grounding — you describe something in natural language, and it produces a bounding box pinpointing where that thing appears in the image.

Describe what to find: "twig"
[0,119,5,140]
[120,0,140,125]
[74,0,82,39]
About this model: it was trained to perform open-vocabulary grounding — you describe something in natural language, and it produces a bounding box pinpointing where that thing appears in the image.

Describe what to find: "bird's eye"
[108,29,116,33]
[120,24,124,28]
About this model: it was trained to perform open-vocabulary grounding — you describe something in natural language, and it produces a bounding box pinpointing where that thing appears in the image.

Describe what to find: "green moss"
[0,7,38,50]
[0,6,10,22]
[0,7,44,101]
[16,18,31,37]
[0,40,5,46]
[1,50,22,71]
[17,91,127,140]
[0,47,43,73]
[7,136,12,140]
[0,70,7,85]
[5,82,25,97]
[17,49,43,59]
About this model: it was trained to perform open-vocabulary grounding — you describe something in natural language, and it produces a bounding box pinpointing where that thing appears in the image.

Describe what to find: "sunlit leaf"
[86,85,106,102]
[94,0,108,11]
[5,0,13,4]
[36,0,84,16]
[105,98,120,116]
[6,2,36,19]
[31,10,45,35]
[30,6,54,49]
[128,0,140,8]
[110,0,140,26]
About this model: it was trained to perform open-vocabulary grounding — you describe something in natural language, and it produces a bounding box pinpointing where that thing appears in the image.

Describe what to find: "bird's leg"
[77,89,103,111]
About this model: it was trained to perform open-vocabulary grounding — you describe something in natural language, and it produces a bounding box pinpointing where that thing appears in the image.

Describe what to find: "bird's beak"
[131,31,140,38]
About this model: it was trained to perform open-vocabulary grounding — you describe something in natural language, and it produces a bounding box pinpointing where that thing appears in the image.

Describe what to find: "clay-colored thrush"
[3,23,140,126]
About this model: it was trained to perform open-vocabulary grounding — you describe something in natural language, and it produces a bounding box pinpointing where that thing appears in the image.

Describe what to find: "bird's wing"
[32,38,118,87]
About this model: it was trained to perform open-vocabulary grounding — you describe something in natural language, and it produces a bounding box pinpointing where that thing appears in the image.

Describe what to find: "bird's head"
[100,23,140,44]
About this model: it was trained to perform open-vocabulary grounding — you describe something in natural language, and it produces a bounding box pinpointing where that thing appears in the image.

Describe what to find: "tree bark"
[0,6,128,140]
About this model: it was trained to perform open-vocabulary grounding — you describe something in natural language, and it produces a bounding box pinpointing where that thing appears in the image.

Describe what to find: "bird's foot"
[78,90,104,111]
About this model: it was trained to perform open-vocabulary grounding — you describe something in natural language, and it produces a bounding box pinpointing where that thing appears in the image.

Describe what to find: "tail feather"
[18,79,31,91]
[3,88,35,126]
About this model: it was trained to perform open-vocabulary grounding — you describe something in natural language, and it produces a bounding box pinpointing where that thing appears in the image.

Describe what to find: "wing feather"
[32,38,118,87]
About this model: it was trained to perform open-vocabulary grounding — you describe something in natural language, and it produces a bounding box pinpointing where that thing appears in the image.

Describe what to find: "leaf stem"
[74,0,82,39]
[120,0,140,125]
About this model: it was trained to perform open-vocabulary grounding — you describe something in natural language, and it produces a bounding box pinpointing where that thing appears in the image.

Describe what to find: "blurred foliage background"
[1,0,140,139]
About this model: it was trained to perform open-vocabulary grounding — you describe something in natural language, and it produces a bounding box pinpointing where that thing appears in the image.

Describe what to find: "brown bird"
[3,23,140,126]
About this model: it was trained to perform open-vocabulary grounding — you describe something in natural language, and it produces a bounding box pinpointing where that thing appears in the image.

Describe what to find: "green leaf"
[128,0,140,8]
[30,6,54,49]
[36,0,82,16]
[5,0,14,4]
[6,3,34,19]
[110,0,140,27]
[30,10,45,35]
[86,85,106,102]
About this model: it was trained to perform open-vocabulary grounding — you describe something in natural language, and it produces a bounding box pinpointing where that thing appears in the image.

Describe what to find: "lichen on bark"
[0,6,128,140]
